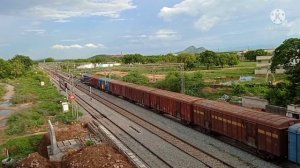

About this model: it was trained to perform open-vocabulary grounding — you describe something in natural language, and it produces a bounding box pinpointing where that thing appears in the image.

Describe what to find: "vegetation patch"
[56,110,83,124]
[4,70,73,135]
[0,134,43,162]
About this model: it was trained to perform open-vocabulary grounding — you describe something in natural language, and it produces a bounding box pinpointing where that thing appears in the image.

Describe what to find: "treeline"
[0,55,33,79]
[243,49,271,61]
[121,51,239,70]
[52,50,239,70]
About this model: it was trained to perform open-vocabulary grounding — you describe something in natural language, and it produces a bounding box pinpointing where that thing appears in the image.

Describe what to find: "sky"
[0,0,300,60]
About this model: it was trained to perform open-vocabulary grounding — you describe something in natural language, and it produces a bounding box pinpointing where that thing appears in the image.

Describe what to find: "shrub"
[232,84,247,95]
[85,140,95,146]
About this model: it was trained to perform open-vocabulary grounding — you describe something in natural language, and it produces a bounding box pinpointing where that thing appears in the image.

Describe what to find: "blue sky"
[0,0,300,60]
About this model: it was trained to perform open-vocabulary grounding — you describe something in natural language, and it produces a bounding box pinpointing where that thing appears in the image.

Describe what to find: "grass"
[4,69,70,135]
[0,134,43,162]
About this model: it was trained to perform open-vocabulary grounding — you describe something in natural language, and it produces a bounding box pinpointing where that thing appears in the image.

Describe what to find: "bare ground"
[19,122,134,168]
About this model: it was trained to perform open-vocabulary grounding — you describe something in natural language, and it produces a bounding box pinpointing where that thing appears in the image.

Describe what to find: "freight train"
[80,74,300,162]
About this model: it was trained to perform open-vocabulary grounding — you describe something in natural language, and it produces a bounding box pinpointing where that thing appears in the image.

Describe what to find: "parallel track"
[74,79,233,168]
[50,72,172,168]
[49,69,234,167]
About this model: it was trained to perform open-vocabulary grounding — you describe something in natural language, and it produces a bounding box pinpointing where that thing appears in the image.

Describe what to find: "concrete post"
[48,120,59,155]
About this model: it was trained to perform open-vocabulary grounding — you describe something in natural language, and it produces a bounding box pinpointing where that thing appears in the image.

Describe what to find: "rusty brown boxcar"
[150,89,201,123]
[124,84,157,107]
[193,100,299,157]
[90,77,99,88]
[109,80,133,97]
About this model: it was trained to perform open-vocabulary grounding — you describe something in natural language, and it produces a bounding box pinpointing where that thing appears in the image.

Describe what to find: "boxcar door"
[245,122,257,148]
[204,110,211,130]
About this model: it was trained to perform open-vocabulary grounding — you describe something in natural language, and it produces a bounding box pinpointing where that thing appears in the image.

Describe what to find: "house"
[254,56,285,75]
[76,63,95,69]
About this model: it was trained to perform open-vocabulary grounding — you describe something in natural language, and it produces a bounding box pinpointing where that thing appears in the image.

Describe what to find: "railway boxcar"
[288,123,300,163]
[149,89,201,123]
[124,84,157,107]
[109,80,133,97]
[193,100,299,157]
[90,76,99,88]
[99,78,112,91]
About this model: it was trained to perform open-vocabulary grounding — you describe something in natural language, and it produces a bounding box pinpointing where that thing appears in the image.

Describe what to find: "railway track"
[50,70,234,167]
[68,79,233,167]
[49,72,171,168]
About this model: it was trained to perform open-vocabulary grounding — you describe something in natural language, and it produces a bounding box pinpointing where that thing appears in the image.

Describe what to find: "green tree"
[271,38,300,104]
[45,57,55,62]
[244,49,268,61]
[155,71,181,92]
[0,58,10,79]
[177,52,197,70]
[217,53,229,68]
[198,50,217,69]
[9,59,25,78]
[227,54,240,67]
[266,82,293,106]
[10,55,33,70]
[162,53,177,63]
[122,54,144,64]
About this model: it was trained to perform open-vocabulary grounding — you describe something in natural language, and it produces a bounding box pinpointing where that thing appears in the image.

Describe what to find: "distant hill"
[177,46,207,54]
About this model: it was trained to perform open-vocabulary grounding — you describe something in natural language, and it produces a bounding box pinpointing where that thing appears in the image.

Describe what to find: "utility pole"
[180,63,185,94]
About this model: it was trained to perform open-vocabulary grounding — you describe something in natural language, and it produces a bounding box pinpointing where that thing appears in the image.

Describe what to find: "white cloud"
[26,0,136,21]
[52,44,83,49]
[194,15,220,32]
[52,43,105,49]
[54,19,71,23]
[159,0,293,31]
[159,0,210,20]
[24,29,46,35]
[149,29,179,40]
[85,43,105,48]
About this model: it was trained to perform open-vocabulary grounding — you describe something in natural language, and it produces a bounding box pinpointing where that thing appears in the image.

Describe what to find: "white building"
[286,104,300,119]
[76,63,95,69]
[95,62,121,68]
[254,56,285,75]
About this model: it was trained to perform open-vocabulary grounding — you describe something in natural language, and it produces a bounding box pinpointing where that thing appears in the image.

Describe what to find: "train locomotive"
[80,74,300,162]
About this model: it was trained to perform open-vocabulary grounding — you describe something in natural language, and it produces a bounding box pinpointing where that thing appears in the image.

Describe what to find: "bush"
[232,84,247,95]
[122,71,149,85]
[5,110,45,135]
[56,111,83,124]
[85,140,95,146]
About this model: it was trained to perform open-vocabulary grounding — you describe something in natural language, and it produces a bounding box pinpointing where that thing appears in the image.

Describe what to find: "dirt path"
[1,84,14,101]
[0,84,32,111]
